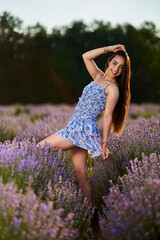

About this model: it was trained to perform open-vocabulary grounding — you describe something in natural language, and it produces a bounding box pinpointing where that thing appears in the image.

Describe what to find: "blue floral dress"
[57,79,115,158]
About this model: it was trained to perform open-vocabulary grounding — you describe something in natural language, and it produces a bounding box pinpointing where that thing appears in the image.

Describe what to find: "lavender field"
[0,103,160,240]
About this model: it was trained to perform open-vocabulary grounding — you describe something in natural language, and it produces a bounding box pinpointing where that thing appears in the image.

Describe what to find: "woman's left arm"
[102,85,119,159]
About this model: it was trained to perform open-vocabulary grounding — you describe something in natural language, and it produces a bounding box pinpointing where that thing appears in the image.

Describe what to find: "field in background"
[0,103,160,239]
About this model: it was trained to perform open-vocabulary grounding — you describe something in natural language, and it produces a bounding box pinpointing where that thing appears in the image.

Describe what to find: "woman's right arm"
[82,47,106,80]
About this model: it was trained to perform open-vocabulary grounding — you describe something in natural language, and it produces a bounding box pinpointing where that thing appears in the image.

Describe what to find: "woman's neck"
[102,72,117,83]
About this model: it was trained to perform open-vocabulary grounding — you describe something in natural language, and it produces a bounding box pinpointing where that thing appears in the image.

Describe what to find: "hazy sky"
[0,0,159,32]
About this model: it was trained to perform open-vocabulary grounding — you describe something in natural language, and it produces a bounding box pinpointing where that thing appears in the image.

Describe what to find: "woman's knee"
[36,133,58,150]
[36,140,50,149]
[36,133,76,151]
[75,169,87,184]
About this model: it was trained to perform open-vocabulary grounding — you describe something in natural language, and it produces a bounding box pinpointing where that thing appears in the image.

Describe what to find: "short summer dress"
[57,76,118,158]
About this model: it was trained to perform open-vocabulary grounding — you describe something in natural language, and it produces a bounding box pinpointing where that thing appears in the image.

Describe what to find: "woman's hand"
[101,143,110,160]
[106,44,126,53]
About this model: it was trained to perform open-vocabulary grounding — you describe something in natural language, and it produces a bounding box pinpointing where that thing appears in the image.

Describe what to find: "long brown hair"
[105,50,131,135]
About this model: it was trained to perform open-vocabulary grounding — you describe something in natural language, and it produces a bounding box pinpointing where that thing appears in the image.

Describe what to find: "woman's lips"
[111,70,117,75]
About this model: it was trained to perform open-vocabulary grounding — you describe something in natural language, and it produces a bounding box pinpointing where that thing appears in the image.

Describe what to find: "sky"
[0,0,160,32]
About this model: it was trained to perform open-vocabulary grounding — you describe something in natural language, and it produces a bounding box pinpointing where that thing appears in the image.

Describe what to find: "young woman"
[36,44,131,207]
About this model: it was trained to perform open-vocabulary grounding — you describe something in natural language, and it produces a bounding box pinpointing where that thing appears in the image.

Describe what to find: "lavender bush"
[100,152,160,240]
[0,138,77,195]
[0,103,75,143]
[15,113,71,142]
[0,115,27,142]
[0,178,79,240]
[0,103,160,239]
[128,103,160,119]
[0,139,91,238]
[91,114,160,205]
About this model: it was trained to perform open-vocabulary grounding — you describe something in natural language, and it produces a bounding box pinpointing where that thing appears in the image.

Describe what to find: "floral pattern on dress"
[57,81,108,158]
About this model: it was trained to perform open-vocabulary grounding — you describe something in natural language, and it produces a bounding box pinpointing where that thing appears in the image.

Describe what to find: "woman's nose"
[114,66,119,72]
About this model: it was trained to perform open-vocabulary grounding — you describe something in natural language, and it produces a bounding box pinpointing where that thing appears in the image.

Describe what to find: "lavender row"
[100,152,160,240]
[0,139,91,238]
[0,112,71,143]
[91,114,160,206]
[0,103,160,238]
[0,177,90,240]
[0,103,159,117]
[0,103,160,144]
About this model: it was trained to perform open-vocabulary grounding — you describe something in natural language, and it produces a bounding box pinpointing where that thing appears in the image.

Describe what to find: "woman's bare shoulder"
[104,83,119,98]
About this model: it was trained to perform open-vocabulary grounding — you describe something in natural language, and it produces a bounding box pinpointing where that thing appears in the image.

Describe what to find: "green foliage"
[29,113,41,122]
[130,111,157,119]
[0,124,16,142]
[0,12,160,104]
[12,104,24,115]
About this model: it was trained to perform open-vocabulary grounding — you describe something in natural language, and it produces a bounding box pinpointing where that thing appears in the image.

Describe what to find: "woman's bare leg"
[70,147,93,207]
[36,133,76,151]
[36,133,93,205]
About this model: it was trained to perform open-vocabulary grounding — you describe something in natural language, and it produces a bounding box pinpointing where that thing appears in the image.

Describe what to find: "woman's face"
[107,55,125,78]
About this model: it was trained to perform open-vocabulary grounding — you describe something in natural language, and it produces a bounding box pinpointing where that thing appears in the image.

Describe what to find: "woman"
[36,44,131,207]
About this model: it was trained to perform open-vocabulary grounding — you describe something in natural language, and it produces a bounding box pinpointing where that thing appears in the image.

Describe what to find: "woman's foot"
[90,208,103,239]
[91,208,100,232]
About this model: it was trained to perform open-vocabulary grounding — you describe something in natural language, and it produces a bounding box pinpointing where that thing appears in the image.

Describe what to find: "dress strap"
[104,83,112,90]
[104,81,119,90]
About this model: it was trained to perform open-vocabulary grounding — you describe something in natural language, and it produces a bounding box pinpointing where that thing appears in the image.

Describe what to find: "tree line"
[0,11,160,104]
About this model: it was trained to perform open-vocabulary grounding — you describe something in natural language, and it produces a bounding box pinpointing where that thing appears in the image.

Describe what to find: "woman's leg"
[36,133,76,151]
[37,133,93,205]
[70,147,93,207]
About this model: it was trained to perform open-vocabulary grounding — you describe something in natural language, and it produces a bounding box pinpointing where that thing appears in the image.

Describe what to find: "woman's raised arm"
[82,45,126,80]
[82,47,106,80]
